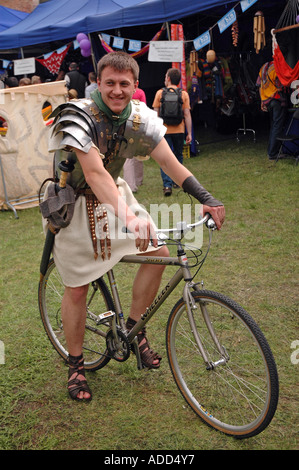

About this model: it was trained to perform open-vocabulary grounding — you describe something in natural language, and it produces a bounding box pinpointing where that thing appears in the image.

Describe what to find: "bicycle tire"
[166,290,279,439]
[38,258,115,371]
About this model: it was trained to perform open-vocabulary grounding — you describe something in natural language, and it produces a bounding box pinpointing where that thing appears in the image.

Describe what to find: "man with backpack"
[153,68,192,196]
[65,62,88,99]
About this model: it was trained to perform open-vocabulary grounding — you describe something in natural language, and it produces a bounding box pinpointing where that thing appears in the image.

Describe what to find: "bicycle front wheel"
[38,258,115,371]
[166,290,279,439]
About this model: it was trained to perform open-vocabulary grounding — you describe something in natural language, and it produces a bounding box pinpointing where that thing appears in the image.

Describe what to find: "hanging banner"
[171,24,179,69]
[240,0,258,12]
[218,8,237,34]
[36,44,70,75]
[193,31,211,51]
[178,24,187,91]
[148,41,183,62]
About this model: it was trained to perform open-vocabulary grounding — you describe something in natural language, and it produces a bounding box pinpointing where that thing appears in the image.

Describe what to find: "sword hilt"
[58,160,75,189]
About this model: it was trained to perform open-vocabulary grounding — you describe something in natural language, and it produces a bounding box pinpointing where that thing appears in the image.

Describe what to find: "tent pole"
[20,47,28,77]
[88,34,97,72]
[166,22,170,40]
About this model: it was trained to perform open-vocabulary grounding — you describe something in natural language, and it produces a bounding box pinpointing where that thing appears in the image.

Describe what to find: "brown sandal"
[126,317,162,369]
[67,354,92,402]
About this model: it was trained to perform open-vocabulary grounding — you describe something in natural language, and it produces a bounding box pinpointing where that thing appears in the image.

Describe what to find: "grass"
[0,126,298,451]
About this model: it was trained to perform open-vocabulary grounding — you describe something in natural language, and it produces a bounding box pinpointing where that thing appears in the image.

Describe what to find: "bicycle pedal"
[97,310,115,324]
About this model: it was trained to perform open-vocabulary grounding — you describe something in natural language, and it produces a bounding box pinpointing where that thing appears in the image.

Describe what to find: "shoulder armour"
[49,99,98,153]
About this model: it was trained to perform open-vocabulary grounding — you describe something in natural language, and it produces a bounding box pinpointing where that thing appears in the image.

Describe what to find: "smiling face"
[97,66,138,114]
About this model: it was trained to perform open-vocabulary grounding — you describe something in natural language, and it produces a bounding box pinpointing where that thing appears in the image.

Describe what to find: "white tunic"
[44,99,166,287]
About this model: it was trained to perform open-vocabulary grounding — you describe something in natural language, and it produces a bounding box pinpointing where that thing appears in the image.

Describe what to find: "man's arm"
[183,107,192,144]
[151,139,225,229]
[75,147,158,250]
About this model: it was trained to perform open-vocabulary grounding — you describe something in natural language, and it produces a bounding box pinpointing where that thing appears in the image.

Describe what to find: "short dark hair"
[167,68,181,86]
[69,62,78,71]
[5,76,19,87]
[88,72,96,82]
[97,51,139,82]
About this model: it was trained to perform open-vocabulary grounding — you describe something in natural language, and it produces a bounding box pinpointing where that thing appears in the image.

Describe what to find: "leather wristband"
[182,175,223,207]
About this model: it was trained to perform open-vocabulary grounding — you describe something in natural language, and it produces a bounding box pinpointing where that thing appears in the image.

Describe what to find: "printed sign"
[14,57,35,75]
[148,41,183,62]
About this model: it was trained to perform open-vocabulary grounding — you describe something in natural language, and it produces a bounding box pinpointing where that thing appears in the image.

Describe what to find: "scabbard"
[40,229,55,277]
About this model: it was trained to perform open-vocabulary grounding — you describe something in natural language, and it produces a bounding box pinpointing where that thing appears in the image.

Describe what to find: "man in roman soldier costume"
[44,51,225,401]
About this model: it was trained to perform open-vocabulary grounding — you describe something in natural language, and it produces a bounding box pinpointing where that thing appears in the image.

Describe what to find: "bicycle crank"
[106,329,130,362]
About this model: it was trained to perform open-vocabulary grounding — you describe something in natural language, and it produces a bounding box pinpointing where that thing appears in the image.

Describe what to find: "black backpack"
[160,87,184,125]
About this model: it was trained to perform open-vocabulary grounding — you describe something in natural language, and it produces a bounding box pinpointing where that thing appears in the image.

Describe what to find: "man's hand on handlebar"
[202,204,225,230]
[127,216,158,252]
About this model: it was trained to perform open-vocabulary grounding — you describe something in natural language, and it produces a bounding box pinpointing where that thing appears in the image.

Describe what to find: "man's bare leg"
[61,284,91,400]
[127,245,169,366]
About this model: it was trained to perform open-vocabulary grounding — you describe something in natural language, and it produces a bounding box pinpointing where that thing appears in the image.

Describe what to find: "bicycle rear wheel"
[166,290,279,439]
[38,258,115,371]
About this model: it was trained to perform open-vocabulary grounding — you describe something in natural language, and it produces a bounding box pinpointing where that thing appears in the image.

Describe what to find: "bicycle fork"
[184,283,230,370]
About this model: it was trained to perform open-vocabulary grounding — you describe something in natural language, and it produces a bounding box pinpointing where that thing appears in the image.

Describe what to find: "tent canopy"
[0,0,236,50]
[0,6,28,33]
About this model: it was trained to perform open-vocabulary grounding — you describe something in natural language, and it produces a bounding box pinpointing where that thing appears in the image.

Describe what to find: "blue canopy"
[0,0,235,50]
[0,6,28,33]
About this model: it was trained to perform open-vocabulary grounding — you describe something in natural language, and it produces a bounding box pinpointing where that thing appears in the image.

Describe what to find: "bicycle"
[38,213,279,439]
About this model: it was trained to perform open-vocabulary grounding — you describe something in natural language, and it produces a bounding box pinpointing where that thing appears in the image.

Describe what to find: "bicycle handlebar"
[156,214,216,240]
[122,214,216,241]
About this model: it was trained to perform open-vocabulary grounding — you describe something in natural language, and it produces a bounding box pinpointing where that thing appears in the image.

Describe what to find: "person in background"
[123,87,146,192]
[85,72,98,98]
[56,70,66,81]
[68,89,78,100]
[19,77,31,86]
[256,61,287,161]
[153,68,192,196]
[31,75,42,84]
[4,77,19,88]
[65,62,87,98]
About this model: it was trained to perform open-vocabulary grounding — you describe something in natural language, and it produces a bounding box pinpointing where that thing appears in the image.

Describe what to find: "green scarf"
[90,89,131,127]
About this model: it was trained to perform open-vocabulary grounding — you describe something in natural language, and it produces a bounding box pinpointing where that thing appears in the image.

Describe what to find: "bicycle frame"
[102,215,226,370]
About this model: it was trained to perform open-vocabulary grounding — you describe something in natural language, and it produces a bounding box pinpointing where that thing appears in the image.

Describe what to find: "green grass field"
[0,129,298,450]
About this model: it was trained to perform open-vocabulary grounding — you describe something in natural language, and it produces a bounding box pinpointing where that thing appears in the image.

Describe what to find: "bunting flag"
[36,44,71,75]
[99,26,165,58]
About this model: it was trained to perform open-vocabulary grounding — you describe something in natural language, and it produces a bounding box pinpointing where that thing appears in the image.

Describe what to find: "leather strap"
[182,175,223,206]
